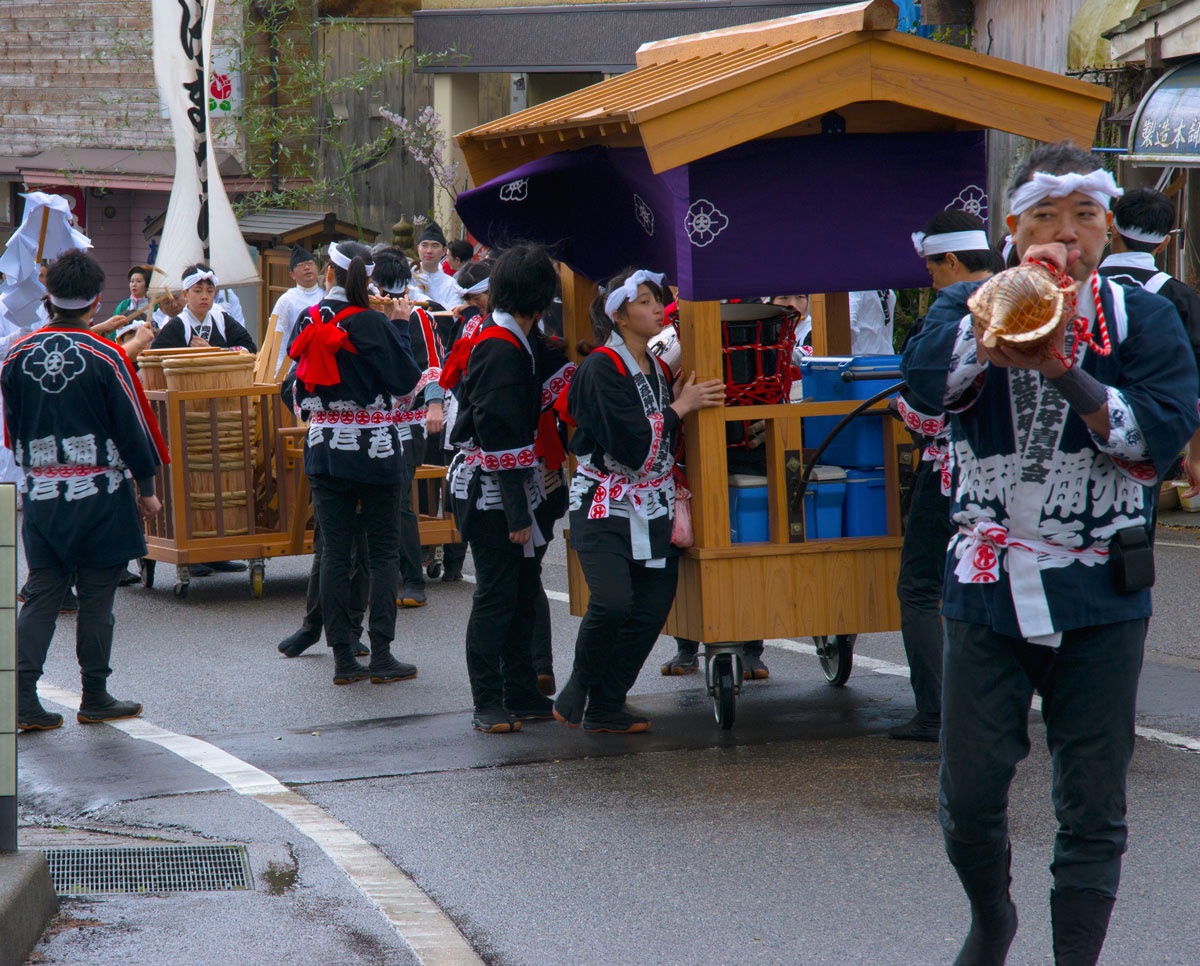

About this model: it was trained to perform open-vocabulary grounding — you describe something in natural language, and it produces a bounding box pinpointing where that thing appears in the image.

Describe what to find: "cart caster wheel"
[813,634,856,687]
[425,561,443,580]
[249,564,264,599]
[711,653,738,730]
[173,582,189,600]
[139,558,156,589]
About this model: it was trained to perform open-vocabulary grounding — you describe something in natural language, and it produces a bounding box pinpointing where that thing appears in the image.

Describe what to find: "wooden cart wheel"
[173,581,189,599]
[813,634,856,687]
[139,558,156,589]
[712,653,737,730]
[249,563,265,599]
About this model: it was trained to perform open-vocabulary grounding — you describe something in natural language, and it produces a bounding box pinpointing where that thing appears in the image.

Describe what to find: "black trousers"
[309,475,402,649]
[398,468,424,592]
[302,517,368,642]
[574,551,679,713]
[464,540,547,710]
[17,562,125,694]
[896,458,954,714]
[940,617,1145,898]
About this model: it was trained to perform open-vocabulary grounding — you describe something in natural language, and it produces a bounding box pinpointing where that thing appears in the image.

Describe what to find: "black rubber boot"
[17,675,63,731]
[278,628,320,658]
[77,689,142,725]
[1051,887,1115,966]
[367,640,418,684]
[952,846,1018,966]
[331,645,370,685]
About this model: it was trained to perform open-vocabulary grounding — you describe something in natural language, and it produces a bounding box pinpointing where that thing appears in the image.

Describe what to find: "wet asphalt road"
[15,526,1200,965]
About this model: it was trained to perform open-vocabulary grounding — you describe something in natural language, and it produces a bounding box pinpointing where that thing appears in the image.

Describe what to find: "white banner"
[151,0,258,289]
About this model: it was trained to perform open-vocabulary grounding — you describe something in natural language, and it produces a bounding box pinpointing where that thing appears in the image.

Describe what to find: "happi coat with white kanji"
[288,295,422,485]
[1,325,167,570]
[902,276,1199,644]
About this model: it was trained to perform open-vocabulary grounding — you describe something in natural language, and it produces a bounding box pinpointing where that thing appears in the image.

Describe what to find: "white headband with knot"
[182,269,217,290]
[458,276,489,297]
[48,294,98,310]
[1114,220,1169,245]
[1009,169,1123,216]
[604,269,666,320]
[911,230,991,257]
[329,241,374,277]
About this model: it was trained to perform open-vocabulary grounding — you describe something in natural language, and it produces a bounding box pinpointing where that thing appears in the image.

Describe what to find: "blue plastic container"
[729,474,769,543]
[799,355,902,468]
[801,465,846,540]
[843,468,888,537]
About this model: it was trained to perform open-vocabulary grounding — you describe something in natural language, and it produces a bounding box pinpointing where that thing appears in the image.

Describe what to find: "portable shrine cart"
[454,0,1109,727]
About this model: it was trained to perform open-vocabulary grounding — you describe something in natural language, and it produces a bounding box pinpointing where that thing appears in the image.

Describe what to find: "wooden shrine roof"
[457,0,1111,184]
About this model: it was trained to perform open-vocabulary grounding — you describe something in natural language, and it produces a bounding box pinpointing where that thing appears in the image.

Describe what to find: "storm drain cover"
[42,844,254,895]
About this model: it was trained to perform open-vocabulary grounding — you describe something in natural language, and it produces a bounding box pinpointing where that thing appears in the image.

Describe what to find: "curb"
[0,851,58,966]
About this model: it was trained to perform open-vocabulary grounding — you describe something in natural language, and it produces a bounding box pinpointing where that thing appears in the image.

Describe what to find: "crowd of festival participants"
[7,141,1200,964]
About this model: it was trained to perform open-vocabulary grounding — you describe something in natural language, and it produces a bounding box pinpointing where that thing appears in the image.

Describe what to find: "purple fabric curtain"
[456,131,988,301]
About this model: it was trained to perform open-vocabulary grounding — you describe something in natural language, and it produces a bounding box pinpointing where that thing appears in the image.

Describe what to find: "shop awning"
[1067,0,1143,71]
[0,148,261,191]
[1128,58,1200,165]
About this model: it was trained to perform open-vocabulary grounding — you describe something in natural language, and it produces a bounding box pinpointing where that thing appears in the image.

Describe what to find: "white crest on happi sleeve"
[634,194,654,236]
[685,199,729,248]
[948,185,989,224]
[499,179,528,202]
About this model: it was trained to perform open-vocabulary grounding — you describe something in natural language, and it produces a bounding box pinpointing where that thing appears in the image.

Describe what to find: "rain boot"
[76,684,142,724]
[367,637,418,684]
[951,845,1018,966]
[1050,887,1115,966]
[17,674,63,731]
[331,644,370,685]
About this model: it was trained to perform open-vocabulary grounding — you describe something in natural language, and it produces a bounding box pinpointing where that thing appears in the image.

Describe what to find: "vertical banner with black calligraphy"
[152,0,258,289]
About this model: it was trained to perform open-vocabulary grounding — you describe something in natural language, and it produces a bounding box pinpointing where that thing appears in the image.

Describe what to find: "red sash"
[290,305,364,391]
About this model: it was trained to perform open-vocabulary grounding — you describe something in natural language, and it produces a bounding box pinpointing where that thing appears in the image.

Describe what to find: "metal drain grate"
[42,845,254,895]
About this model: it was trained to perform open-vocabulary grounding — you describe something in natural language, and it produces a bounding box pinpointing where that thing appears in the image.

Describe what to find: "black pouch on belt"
[1110,526,1155,594]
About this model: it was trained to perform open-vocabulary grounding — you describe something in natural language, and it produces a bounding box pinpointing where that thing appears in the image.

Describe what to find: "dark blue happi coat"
[902,276,1199,641]
[2,327,164,570]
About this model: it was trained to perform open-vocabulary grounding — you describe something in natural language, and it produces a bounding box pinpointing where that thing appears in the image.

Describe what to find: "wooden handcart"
[454,0,1110,726]
[139,337,460,598]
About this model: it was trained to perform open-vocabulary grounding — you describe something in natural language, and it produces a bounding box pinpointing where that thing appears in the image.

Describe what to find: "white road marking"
[763,638,1200,754]
[461,572,569,603]
[38,684,482,966]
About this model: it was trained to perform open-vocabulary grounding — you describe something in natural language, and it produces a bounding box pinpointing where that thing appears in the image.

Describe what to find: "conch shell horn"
[967,263,1075,349]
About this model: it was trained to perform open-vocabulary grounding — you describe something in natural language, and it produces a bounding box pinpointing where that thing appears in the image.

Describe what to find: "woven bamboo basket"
[163,352,257,536]
[137,347,230,391]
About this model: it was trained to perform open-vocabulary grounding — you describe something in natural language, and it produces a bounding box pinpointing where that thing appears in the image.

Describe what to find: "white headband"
[911,230,991,257]
[48,294,98,310]
[329,242,374,277]
[1009,169,1123,216]
[458,276,489,297]
[1002,234,1015,262]
[181,269,217,290]
[604,269,666,320]
[1114,220,1169,245]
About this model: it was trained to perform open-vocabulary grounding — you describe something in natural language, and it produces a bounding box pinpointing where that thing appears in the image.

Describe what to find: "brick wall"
[0,0,243,156]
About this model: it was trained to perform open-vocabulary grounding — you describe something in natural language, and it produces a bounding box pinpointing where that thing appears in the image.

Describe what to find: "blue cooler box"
[802,465,846,540]
[843,468,888,537]
[729,474,769,543]
[799,355,902,468]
